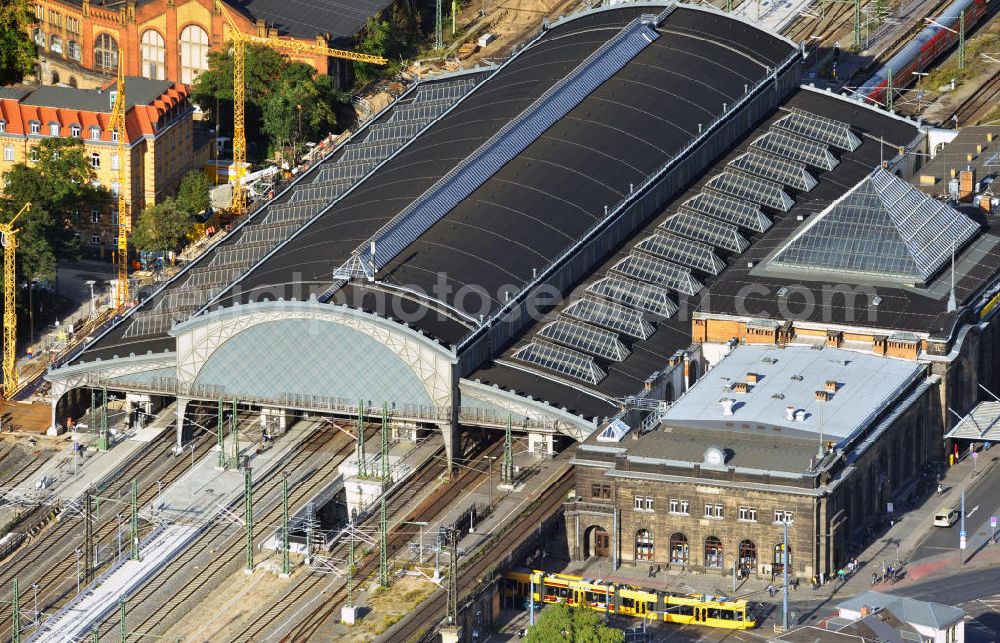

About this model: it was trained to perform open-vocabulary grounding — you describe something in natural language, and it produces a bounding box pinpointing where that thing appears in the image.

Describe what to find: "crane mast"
[214,0,388,215]
[109,48,129,309]
[1,203,31,398]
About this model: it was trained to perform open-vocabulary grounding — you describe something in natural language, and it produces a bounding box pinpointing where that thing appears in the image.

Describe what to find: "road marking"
[967,505,979,517]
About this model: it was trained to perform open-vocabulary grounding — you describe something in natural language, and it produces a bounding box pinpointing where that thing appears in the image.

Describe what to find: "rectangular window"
[90,210,100,224]
[774,510,793,524]
[30,122,39,134]
[669,499,678,513]
[0,121,5,133]
[645,497,654,511]
[739,506,758,522]
[90,152,100,169]
[70,125,80,137]
[35,4,43,20]
[91,233,101,244]
[111,153,119,171]
[680,500,689,514]
[715,504,724,519]
[29,148,38,162]
[90,127,100,141]
[111,130,118,143]
[592,484,602,499]
[3,145,12,162]
[111,182,119,197]
[705,503,713,518]
[601,484,611,500]
[49,123,59,137]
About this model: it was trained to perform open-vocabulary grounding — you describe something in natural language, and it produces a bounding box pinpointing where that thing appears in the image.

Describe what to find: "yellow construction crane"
[214,0,388,214]
[109,48,129,309]
[1,203,30,399]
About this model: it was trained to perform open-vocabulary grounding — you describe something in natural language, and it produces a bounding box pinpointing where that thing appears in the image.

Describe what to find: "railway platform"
[28,419,322,642]
[731,0,814,35]
[15,402,178,504]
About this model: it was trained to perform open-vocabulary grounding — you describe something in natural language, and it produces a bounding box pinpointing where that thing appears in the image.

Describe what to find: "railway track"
[0,454,50,490]
[389,467,574,643]
[0,428,217,643]
[951,70,1000,125]
[92,421,354,640]
[278,439,506,642]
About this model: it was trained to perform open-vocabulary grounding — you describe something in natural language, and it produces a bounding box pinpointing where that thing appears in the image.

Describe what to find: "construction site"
[0,0,999,638]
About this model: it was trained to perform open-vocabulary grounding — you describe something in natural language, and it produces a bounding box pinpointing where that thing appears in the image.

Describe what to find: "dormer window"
[111,130,119,143]
[89,126,100,140]
[70,124,81,137]
[0,120,5,133]
[30,122,40,134]
[49,122,59,137]
[109,90,117,110]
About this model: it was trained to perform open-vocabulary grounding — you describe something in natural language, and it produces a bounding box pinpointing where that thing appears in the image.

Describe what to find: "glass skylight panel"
[660,211,749,254]
[705,170,794,212]
[565,296,654,340]
[538,318,630,362]
[611,253,703,296]
[775,110,861,151]
[750,131,838,171]
[511,340,606,385]
[728,151,817,191]
[587,275,679,318]
[634,232,725,275]
[681,191,772,232]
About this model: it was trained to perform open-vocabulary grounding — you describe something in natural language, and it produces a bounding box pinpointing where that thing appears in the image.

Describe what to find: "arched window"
[67,40,81,61]
[51,71,60,85]
[69,77,78,88]
[738,539,757,572]
[773,543,792,572]
[140,30,165,80]
[33,28,44,48]
[669,532,689,565]
[94,33,118,70]
[49,34,62,54]
[179,25,209,84]
[705,536,723,568]
[635,529,654,562]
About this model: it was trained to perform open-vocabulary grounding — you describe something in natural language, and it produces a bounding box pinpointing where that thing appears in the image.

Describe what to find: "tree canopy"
[176,169,211,216]
[526,604,625,643]
[2,138,100,283]
[129,198,193,253]
[191,45,347,161]
[352,4,422,87]
[0,0,36,85]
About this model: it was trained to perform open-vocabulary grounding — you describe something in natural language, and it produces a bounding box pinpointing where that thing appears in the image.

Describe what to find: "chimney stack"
[825,380,837,393]
[746,372,759,384]
[733,382,749,394]
[721,399,735,416]
[785,405,795,421]
[794,409,806,422]
[816,390,831,402]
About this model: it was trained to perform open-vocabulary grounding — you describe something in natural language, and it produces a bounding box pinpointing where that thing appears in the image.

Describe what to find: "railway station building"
[43,1,1000,548]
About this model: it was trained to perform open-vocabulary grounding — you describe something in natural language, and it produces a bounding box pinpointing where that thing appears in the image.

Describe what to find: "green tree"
[191,45,345,160]
[2,138,100,283]
[175,170,211,215]
[130,198,193,253]
[525,604,625,643]
[0,0,36,85]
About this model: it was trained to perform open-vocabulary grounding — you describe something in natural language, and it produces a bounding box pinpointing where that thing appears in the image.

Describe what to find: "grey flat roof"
[661,345,922,440]
[914,126,1000,196]
[836,591,965,629]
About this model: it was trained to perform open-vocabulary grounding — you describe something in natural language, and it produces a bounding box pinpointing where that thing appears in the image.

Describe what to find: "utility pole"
[217,399,225,469]
[119,596,126,643]
[959,10,965,69]
[379,497,388,587]
[782,520,789,631]
[84,489,93,582]
[99,386,109,451]
[380,402,390,483]
[853,0,862,50]
[357,400,367,478]
[12,578,19,643]
[886,67,893,111]
[502,414,513,485]
[281,474,290,577]
[959,488,966,565]
[347,527,356,609]
[435,0,443,49]
[245,467,254,573]
[447,528,458,625]
[130,479,139,561]
[229,400,238,469]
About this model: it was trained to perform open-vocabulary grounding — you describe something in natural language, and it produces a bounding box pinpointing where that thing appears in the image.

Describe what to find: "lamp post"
[85,280,96,319]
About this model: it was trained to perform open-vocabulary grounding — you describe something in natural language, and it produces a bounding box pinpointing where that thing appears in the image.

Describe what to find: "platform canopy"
[945,401,1000,441]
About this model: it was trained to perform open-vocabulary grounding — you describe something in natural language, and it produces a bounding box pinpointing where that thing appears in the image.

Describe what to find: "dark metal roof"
[0,78,176,113]
[227,0,392,40]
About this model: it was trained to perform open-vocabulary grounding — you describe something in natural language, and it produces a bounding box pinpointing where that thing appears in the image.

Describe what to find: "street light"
[85,280,97,319]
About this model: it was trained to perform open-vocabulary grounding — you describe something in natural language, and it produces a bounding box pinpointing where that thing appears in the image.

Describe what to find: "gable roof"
[767,167,979,285]
[836,592,966,629]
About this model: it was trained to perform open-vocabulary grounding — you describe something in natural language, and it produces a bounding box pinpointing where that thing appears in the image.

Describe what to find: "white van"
[933,507,959,527]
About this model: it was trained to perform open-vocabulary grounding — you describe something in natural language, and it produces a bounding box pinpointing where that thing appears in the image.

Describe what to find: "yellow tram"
[504,569,756,630]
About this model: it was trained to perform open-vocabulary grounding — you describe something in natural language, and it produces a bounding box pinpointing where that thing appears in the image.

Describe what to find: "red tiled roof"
[0,82,190,143]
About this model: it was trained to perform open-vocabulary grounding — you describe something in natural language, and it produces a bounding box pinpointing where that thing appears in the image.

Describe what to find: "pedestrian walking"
[768,583,776,597]
[871,571,878,586]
